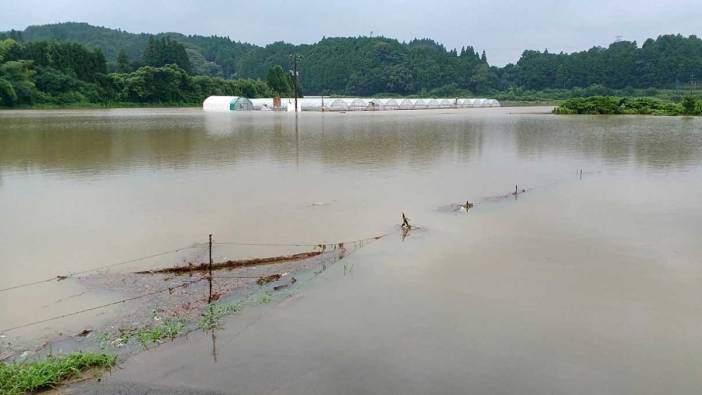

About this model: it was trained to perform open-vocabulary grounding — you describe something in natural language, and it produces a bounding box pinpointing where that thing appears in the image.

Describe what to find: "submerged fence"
[0,232,389,334]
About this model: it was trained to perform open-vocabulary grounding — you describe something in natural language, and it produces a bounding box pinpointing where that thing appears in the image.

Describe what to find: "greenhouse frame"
[203,96,499,112]
[203,96,254,111]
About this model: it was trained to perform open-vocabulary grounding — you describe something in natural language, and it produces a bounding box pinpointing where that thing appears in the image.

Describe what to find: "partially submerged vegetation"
[199,303,241,330]
[0,352,115,394]
[554,96,702,116]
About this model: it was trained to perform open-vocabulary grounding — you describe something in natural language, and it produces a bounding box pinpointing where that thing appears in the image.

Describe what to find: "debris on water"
[274,277,297,291]
[479,185,529,202]
[310,201,329,207]
[257,274,282,286]
[401,213,412,230]
[135,251,323,274]
[512,184,526,196]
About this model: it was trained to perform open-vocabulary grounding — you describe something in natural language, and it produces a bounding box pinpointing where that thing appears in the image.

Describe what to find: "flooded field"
[2,107,702,393]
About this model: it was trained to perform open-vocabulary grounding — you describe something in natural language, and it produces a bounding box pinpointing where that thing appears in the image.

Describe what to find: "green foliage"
[135,320,186,346]
[0,60,40,105]
[11,41,106,82]
[266,64,292,96]
[555,96,686,116]
[7,23,494,95]
[0,353,116,394]
[0,77,18,106]
[143,36,192,73]
[681,96,699,114]
[199,303,241,330]
[116,48,129,72]
[0,39,274,108]
[510,35,702,91]
[0,39,19,62]
[256,291,272,304]
[5,23,702,102]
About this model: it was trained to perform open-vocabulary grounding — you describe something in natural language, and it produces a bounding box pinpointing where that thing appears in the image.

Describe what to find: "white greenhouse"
[399,99,415,110]
[349,98,369,111]
[249,98,275,111]
[328,98,351,111]
[203,96,254,112]
[379,98,399,111]
[300,97,325,111]
[204,96,499,112]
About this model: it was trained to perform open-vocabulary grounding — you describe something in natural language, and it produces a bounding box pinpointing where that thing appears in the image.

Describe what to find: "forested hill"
[2,22,702,96]
[3,22,492,96]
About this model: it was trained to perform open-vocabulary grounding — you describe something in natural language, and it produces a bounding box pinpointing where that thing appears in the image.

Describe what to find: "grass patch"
[135,320,185,347]
[256,291,273,305]
[199,303,241,330]
[0,352,116,394]
[97,320,186,349]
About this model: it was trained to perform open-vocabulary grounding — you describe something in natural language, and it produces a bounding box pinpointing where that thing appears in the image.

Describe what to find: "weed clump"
[199,303,241,330]
[0,352,116,394]
[135,320,185,346]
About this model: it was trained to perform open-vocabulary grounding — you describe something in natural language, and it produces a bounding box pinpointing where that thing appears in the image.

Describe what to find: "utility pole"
[290,54,302,113]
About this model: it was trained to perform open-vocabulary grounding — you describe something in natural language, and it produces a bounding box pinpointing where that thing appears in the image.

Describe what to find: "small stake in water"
[401,213,413,241]
[401,213,412,230]
[208,234,213,304]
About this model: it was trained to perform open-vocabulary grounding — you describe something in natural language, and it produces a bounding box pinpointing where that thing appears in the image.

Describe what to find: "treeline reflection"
[0,110,700,177]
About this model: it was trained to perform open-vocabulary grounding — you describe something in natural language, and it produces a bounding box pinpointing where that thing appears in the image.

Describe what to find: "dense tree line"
[509,35,702,90]
[555,96,702,115]
[0,38,273,107]
[142,37,192,73]
[3,22,702,100]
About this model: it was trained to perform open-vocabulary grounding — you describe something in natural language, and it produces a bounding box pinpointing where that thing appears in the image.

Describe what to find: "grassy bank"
[0,353,116,394]
[554,96,702,116]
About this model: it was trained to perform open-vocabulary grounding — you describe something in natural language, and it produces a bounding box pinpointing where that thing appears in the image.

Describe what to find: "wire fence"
[0,245,204,293]
[0,278,206,333]
[0,173,589,336]
[0,231,389,334]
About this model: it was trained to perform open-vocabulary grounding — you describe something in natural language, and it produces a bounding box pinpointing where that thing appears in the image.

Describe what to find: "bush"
[555,96,686,116]
[0,353,116,394]
[682,96,699,114]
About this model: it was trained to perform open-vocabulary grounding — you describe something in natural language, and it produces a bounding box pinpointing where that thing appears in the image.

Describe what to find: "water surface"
[1,107,702,393]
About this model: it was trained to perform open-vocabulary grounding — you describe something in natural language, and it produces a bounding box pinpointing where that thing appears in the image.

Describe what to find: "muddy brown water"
[2,107,702,393]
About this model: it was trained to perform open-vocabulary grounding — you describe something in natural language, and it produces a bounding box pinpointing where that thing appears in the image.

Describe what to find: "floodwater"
[2,107,702,393]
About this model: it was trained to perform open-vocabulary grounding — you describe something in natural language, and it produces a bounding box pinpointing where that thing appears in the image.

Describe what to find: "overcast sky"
[2,0,701,65]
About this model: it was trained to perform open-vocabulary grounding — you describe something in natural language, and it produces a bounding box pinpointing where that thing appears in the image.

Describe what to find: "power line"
[0,278,205,333]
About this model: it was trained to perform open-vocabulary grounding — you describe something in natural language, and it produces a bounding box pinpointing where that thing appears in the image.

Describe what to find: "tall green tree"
[142,36,192,73]
[266,64,292,96]
[117,48,129,72]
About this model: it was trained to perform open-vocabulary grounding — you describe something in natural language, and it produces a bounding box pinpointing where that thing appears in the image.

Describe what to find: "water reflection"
[0,109,471,175]
[512,114,702,170]
[2,109,700,179]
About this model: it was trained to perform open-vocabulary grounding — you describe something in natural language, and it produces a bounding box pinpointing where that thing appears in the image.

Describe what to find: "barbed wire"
[0,245,204,294]
[0,278,206,333]
[213,234,387,248]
